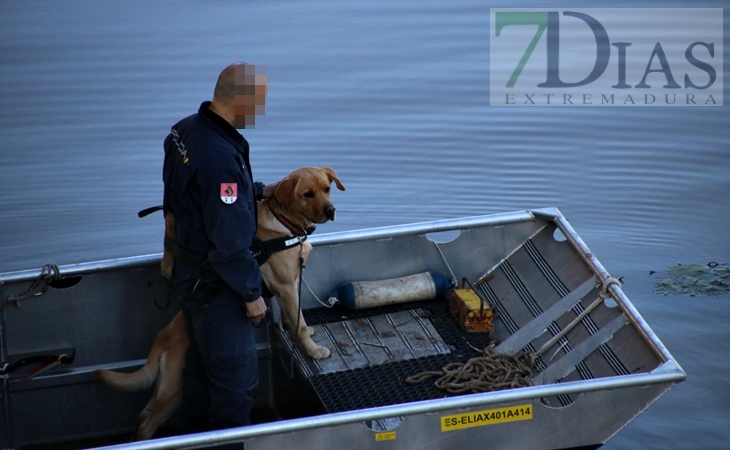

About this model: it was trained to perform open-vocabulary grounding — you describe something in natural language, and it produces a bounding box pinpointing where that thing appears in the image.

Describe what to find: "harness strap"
[164,235,207,267]
[143,204,312,269]
[250,235,307,266]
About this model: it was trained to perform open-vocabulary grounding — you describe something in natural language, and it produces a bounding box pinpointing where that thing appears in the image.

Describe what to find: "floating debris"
[654,263,730,297]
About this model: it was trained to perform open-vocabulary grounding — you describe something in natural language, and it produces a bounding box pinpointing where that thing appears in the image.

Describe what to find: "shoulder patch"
[220,183,238,204]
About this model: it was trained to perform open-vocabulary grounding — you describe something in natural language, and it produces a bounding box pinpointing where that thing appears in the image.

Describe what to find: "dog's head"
[273,166,346,225]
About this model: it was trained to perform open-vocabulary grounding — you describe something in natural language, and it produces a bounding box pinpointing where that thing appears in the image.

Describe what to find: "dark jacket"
[163,101,262,304]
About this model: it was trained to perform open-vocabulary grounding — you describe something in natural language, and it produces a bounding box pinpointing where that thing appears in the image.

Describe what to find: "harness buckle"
[285,235,307,247]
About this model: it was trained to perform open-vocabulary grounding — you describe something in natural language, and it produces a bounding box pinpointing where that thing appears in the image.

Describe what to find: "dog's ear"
[274,175,300,209]
[322,167,346,191]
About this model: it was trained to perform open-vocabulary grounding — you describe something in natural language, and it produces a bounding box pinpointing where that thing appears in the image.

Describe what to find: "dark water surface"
[1,1,728,449]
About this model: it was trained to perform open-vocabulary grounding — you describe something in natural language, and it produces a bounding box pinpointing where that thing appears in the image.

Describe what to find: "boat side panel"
[241,382,676,450]
[301,220,547,311]
[10,379,154,445]
[482,224,663,386]
[2,264,176,365]
[0,261,274,448]
[0,262,175,447]
[506,244,628,381]
[528,225,663,378]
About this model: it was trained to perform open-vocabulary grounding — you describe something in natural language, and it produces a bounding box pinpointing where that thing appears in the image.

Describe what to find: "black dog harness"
[250,210,316,266]
[139,205,315,268]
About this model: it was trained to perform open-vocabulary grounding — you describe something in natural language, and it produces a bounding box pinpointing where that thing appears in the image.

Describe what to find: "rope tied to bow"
[406,344,534,394]
[533,276,622,360]
[6,263,61,307]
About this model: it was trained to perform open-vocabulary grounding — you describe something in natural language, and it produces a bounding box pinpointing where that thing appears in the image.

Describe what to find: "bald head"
[210,62,268,129]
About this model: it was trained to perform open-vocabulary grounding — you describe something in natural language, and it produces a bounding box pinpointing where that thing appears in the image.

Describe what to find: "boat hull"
[0,208,685,449]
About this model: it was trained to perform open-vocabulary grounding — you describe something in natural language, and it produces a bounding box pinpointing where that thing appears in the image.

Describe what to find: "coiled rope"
[406,276,622,394]
[406,344,534,394]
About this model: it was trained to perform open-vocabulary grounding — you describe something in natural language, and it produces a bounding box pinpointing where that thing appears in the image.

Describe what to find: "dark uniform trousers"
[181,287,258,437]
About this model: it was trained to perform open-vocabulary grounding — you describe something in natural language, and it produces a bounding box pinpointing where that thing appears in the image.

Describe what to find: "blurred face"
[233,65,267,128]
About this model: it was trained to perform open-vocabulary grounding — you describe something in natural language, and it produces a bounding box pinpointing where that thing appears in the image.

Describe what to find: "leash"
[153,276,173,310]
[289,242,305,378]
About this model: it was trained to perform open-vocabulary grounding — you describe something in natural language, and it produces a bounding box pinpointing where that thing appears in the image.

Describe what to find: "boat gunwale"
[0,210,537,284]
[89,368,686,450]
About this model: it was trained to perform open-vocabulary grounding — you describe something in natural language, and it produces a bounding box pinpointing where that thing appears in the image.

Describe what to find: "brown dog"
[96,166,345,440]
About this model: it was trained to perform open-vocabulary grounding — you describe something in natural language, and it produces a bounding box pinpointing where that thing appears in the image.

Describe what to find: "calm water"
[1,1,728,448]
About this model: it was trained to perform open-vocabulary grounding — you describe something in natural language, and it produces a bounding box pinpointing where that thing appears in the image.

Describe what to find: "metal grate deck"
[280,298,494,414]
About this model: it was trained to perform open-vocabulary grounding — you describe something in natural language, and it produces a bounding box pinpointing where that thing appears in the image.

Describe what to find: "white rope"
[535,295,603,358]
[601,277,622,296]
[431,241,457,282]
[534,276,623,359]
[301,275,336,308]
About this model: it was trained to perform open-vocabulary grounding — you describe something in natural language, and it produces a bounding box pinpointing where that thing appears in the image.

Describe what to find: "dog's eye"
[303,191,315,199]
[324,186,330,194]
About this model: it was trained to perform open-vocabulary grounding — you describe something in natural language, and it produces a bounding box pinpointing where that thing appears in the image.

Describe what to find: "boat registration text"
[441,404,533,432]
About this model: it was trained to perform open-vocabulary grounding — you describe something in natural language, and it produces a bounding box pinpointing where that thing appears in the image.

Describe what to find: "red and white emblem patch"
[220,183,238,204]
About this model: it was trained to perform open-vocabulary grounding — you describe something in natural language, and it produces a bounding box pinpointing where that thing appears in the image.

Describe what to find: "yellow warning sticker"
[375,431,396,441]
[441,404,533,432]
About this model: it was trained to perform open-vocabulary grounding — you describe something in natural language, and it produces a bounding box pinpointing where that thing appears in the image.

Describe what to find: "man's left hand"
[246,296,267,323]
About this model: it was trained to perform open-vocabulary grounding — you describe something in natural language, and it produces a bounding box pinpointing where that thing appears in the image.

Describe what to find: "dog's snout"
[325,204,336,221]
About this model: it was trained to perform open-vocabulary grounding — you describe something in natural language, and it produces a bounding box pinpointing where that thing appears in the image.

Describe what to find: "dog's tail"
[95,352,162,392]
[95,311,187,392]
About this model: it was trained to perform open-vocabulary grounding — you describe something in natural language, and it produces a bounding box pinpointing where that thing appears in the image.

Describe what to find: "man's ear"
[273,175,300,209]
[322,166,346,191]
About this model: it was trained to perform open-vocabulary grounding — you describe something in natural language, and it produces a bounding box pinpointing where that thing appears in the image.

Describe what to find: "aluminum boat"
[0,208,685,450]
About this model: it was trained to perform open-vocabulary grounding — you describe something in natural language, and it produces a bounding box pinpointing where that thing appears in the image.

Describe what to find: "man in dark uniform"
[162,62,269,436]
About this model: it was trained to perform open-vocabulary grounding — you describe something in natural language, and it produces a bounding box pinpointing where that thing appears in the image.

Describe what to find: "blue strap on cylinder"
[328,271,454,310]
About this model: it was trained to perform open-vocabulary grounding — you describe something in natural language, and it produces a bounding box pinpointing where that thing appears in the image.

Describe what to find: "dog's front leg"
[261,245,331,360]
[276,281,331,360]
